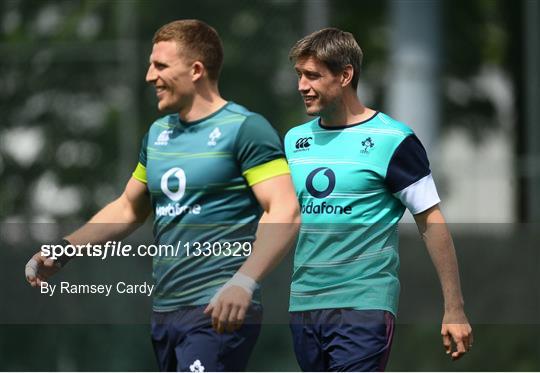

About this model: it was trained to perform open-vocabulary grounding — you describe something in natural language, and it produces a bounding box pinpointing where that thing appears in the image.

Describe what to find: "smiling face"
[145,40,195,113]
[294,56,345,117]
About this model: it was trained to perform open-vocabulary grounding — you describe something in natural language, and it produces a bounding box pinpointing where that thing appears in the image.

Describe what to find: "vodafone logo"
[305,167,336,198]
[157,167,201,217]
[161,167,186,201]
[302,167,352,215]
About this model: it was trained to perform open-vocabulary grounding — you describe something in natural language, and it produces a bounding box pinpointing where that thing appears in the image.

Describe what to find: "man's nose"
[298,75,310,93]
[146,64,157,83]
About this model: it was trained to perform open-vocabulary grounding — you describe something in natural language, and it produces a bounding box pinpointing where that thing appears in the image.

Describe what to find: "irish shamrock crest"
[208,127,222,146]
[189,360,205,372]
[361,137,375,154]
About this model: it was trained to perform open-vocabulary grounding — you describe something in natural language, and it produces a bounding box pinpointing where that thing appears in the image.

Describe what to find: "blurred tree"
[0,0,537,371]
[443,0,521,140]
[0,0,131,223]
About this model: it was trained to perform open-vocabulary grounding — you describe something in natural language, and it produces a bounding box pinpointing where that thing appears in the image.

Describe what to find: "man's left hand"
[441,311,473,360]
[204,285,252,333]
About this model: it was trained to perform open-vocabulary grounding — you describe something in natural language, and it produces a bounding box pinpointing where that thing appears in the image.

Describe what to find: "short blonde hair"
[153,19,223,81]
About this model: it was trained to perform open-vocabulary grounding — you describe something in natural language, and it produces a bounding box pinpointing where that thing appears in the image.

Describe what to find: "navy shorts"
[290,309,395,372]
[151,305,262,372]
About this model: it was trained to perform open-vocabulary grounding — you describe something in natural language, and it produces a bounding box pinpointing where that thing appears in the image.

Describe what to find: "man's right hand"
[24,177,151,289]
[25,252,61,287]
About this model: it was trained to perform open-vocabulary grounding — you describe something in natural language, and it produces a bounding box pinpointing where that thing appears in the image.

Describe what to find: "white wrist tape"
[228,272,259,295]
[210,272,259,305]
[25,258,38,279]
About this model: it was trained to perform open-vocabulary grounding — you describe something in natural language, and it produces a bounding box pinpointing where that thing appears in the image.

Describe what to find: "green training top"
[133,101,289,311]
[285,112,440,315]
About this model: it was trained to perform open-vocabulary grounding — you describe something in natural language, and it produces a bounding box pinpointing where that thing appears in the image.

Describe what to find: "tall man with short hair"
[285,28,472,371]
[26,19,300,372]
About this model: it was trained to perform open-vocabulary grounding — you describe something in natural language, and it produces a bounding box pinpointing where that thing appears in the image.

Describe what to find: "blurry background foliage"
[0,0,525,223]
[0,0,538,371]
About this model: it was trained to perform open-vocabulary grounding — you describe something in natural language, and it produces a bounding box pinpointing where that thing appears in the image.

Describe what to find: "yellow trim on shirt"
[132,162,147,184]
[242,158,290,187]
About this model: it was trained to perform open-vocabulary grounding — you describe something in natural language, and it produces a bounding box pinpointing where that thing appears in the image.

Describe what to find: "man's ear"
[192,61,205,82]
[341,64,354,88]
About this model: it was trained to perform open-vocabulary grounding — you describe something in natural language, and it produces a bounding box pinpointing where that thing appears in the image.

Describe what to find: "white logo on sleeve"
[189,360,205,372]
[155,130,173,146]
[161,167,186,201]
[207,127,222,146]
